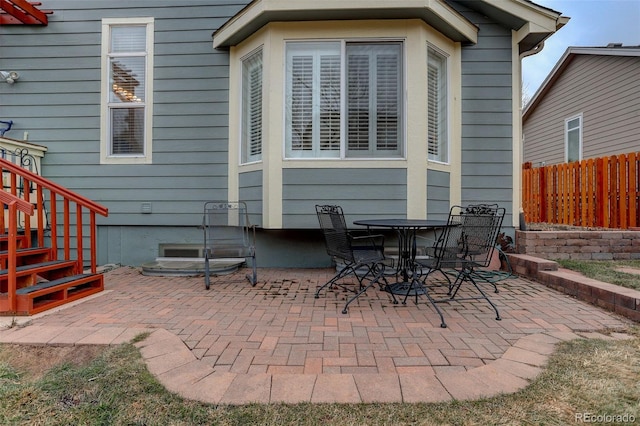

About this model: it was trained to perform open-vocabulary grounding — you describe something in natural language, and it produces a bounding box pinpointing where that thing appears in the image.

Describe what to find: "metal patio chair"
[469,244,514,292]
[415,204,505,327]
[315,205,388,314]
[202,201,257,289]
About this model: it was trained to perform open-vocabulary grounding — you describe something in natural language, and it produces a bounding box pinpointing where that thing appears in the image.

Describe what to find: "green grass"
[556,259,640,291]
[1,328,639,425]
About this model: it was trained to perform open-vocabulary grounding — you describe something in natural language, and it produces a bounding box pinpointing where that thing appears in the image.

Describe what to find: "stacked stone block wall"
[515,230,640,261]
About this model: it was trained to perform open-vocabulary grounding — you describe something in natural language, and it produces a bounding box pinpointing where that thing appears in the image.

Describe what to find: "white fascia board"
[213,0,477,49]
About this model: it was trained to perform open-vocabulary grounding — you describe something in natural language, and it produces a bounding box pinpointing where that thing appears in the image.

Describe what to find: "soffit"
[213,0,478,48]
[456,0,566,54]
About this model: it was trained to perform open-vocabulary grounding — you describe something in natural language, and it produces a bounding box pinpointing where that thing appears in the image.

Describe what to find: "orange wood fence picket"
[522,152,640,229]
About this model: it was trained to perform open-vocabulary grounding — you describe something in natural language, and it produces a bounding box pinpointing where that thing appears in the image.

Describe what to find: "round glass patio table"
[353,219,450,296]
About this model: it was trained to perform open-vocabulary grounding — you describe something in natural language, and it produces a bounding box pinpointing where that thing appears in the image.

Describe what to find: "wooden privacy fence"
[522,152,639,229]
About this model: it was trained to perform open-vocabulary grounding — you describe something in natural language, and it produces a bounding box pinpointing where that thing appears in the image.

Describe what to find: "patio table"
[353,218,449,297]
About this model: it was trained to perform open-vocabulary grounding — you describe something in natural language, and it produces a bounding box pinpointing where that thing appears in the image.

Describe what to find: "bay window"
[285,41,403,159]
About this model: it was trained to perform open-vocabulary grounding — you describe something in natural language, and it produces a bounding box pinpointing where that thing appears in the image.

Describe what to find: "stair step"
[11,273,104,315]
[0,247,52,268]
[15,274,94,295]
[0,235,27,251]
[0,259,78,290]
[0,260,77,276]
[0,247,51,257]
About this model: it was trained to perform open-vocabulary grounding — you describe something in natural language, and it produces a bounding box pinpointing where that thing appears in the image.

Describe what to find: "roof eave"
[212,0,478,49]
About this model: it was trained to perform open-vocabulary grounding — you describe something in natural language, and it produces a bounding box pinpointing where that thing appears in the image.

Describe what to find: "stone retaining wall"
[507,253,640,322]
[515,230,640,261]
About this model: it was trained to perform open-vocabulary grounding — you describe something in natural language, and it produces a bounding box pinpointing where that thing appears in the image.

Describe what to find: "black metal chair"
[415,204,505,327]
[469,244,514,292]
[315,205,388,314]
[202,201,257,289]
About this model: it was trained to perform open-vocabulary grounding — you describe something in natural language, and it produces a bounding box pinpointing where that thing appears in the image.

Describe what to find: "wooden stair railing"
[0,157,108,272]
[0,157,109,314]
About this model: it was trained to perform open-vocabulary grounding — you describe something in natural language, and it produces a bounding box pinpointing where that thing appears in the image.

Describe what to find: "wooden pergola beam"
[0,0,51,25]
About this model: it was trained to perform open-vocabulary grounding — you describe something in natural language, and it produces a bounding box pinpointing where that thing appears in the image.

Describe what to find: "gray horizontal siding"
[453,2,514,224]
[239,170,263,227]
[426,169,450,221]
[282,168,407,228]
[0,0,245,231]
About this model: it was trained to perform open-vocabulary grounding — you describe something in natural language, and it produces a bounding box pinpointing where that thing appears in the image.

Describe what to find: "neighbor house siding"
[524,54,640,165]
[282,168,407,228]
[454,5,514,223]
[0,1,244,264]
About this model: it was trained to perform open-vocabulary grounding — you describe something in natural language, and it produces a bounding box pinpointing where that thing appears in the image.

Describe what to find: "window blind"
[108,25,147,156]
[427,47,447,162]
[346,43,401,156]
[242,50,263,163]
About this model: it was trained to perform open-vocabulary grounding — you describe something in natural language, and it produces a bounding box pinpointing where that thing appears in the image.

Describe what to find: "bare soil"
[0,343,105,380]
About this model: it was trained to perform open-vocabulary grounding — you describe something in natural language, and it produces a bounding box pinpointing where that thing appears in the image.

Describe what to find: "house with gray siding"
[0,0,566,268]
[523,44,640,166]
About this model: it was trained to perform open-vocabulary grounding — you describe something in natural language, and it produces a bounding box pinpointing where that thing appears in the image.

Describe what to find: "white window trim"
[100,17,154,165]
[284,39,405,160]
[564,113,583,163]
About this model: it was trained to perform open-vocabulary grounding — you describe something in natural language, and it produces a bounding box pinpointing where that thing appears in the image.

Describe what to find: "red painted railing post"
[0,191,34,313]
[7,203,17,312]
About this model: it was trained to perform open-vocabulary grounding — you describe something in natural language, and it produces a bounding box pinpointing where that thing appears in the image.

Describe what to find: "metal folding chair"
[315,205,388,314]
[415,204,505,327]
[202,201,257,289]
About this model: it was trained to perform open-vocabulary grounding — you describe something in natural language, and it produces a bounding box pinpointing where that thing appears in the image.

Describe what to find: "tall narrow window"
[346,43,402,158]
[285,41,403,159]
[427,46,448,163]
[565,114,582,163]
[101,18,154,164]
[286,42,341,158]
[241,49,263,164]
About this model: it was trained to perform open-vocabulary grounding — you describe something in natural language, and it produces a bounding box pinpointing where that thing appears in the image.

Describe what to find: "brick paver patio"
[0,266,632,404]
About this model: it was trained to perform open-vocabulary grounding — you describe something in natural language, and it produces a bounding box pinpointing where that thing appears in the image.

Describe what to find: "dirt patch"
[0,344,105,381]
[614,267,640,276]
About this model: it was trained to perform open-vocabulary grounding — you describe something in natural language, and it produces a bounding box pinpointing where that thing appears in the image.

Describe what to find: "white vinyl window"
[285,41,403,159]
[101,18,154,164]
[427,45,448,163]
[241,49,263,164]
[565,114,582,163]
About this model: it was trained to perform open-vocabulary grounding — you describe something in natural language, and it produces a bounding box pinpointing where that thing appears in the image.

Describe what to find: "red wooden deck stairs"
[0,157,108,315]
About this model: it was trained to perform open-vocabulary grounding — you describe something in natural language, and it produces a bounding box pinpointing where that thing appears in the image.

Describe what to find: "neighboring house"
[0,0,566,268]
[523,44,640,166]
